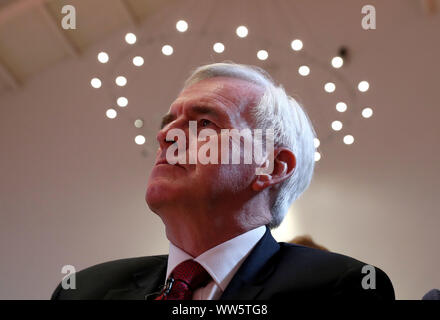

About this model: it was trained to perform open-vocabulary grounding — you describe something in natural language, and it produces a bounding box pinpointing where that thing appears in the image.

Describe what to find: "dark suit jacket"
[51,227,395,300]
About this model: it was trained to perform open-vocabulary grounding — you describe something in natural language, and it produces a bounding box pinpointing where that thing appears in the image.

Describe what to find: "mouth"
[155,159,185,169]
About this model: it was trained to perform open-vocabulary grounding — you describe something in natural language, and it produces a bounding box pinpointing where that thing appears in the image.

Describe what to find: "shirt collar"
[166,225,266,291]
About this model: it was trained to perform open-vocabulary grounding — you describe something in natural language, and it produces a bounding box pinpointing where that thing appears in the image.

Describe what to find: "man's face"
[145,77,264,217]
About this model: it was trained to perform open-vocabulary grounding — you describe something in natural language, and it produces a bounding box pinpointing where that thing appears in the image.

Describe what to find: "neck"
[159,200,270,257]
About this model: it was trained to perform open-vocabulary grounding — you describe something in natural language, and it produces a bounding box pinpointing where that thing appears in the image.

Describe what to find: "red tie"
[155,259,211,300]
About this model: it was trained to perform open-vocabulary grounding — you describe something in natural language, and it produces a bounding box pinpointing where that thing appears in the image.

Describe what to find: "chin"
[145,179,181,212]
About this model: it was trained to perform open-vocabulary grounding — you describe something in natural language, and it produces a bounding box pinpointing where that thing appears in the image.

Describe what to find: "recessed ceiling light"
[362,107,373,118]
[324,82,336,93]
[90,78,102,88]
[213,42,225,53]
[134,119,144,128]
[358,80,369,92]
[291,39,303,51]
[176,20,188,32]
[135,135,146,145]
[106,109,117,119]
[257,50,268,60]
[97,52,109,63]
[236,26,248,38]
[314,138,320,148]
[162,45,174,56]
[125,33,137,45]
[115,76,127,87]
[314,151,321,162]
[336,102,347,112]
[331,56,343,68]
[133,56,144,67]
[298,65,310,76]
[343,135,354,145]
[117,97,128,107]
[331,120,343,131]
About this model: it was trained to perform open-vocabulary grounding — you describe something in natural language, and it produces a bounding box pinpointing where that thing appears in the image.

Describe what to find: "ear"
[252,147,296,191]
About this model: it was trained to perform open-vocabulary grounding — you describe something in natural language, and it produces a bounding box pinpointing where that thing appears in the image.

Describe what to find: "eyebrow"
[160,105,227,129]
[160,114,175,129]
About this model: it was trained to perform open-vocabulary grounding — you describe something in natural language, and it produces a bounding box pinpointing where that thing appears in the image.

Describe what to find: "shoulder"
[51,255,168,300]
[267,243,395,300]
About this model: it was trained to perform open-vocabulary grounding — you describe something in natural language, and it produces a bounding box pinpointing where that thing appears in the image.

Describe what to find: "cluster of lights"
[91,22,374,152]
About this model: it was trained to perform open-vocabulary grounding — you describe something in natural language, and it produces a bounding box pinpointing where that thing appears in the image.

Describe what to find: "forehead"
[170,77,264,115]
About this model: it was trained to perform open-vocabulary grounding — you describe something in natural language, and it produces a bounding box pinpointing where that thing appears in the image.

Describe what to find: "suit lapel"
[220,227,280,300]
[103,256,168,300]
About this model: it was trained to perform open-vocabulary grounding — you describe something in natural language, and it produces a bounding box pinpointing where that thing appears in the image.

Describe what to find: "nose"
[156,119,186,150]
[157,126,175,150]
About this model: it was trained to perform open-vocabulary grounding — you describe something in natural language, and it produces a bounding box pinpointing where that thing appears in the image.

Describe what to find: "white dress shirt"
[165,225,266,300]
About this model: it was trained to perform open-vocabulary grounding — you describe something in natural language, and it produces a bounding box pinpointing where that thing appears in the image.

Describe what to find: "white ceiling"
[0,0,439,299]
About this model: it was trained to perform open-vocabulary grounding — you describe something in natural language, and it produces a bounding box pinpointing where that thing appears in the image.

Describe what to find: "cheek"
[192,133,258,192]
[195,163,256,195]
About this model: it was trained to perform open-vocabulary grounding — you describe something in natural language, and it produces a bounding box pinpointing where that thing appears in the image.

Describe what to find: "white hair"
[183,62,316,228]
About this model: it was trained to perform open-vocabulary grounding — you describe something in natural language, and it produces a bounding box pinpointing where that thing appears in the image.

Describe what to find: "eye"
[200,119,212,127]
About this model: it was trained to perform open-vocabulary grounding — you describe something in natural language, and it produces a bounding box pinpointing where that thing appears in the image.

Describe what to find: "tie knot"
[171,259,211,291]
[156,259,211,300]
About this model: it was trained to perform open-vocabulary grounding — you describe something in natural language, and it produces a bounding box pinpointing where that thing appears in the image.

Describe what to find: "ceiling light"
[133,56,144,67]
[343,135,354,145]
[336,102,347,112]
[331,56,343,68]
[331,120,343,131]
[176,20,188,32]
[324,82,336,93]
[117,97,128,107]
[125,33,137,45]
[257,50,268,60]
[97,52,109,63]
[314,138,320,148]
[106,109,117,119]
[358,80,369,92]
[314,152,321,162]
[291,39,303,51]
[90,78,101,88]
[115,76,127,87]
[236,26,248,38]
[362,107,373,118]
[213,42,225,53]
[135,135,146,145]
[298,65,310,76]
[162,45,173,56]
[134,119,144,128]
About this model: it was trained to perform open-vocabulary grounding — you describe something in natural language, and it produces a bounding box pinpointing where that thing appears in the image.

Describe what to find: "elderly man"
[51,63,394,300]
